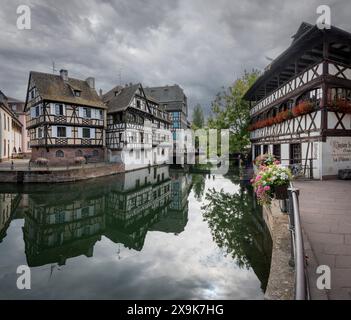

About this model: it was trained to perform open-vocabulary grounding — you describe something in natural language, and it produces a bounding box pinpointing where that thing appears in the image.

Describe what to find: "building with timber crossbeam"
[245,22,351,180]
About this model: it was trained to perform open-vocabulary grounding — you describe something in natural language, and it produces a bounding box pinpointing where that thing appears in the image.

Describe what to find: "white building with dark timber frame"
[24,69,107,166]
[103,83,172,171]
[245,22,351,180]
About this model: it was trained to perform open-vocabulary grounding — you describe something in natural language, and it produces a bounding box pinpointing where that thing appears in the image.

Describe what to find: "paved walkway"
[295,180,351,300]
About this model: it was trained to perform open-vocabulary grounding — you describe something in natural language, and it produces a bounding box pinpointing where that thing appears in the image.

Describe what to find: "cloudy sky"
[0,0,350,117]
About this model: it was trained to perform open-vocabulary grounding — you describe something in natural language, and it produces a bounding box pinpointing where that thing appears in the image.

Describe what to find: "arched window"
[93,150,99,157]
[75,150,83,157]
[56,150,64,158]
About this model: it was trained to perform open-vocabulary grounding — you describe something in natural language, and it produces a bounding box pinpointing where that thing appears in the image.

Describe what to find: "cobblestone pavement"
[295,180,351,300]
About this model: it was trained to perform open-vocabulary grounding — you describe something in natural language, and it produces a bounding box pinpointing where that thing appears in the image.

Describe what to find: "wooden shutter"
[90,128,96,139]
[66,127,72,138]
[51,126,57,138]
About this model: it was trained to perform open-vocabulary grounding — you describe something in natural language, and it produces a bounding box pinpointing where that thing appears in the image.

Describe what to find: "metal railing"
[287,182,310,300]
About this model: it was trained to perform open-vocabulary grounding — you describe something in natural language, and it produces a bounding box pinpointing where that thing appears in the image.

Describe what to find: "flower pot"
[274,184,288,200]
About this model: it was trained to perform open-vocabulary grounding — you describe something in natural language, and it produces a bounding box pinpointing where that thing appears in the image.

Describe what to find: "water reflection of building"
[104,165,172,250]
[23,190,106,266]
[151,171,192,234]
[15,165,192,266]
[0,193,21,242]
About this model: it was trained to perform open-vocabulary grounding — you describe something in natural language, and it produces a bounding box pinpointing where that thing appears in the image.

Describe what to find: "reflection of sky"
[0,175,264,300]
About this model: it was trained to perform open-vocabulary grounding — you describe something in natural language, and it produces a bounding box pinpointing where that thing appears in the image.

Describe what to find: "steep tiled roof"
[103,84,141,113]
[0,90,23,127]
[144,85,185,103]
[28,71,106,109]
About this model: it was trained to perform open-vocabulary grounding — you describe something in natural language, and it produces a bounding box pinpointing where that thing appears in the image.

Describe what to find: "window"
[56,150,64,158]
[161,148,165,156]
[74,90,81,97]
[254,145,261,158]
[76,150,83,157]
[55,104,64,116]
[113,113,121,124]
[30,89,35,100]
[273,144,281,159]
[263,145,269,154]
[136,100,141,109]
[83,108,91,118]
[57,127,67,138]
[82,207,89,218]
[38,128,43,138]
[82,128,91,138]
[290,143,301,165]
[35,106,40,117]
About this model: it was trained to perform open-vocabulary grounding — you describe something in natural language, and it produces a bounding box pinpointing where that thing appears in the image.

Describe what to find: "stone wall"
[0,163,124,183]
[263,201,295,300]
[31,147,105,165]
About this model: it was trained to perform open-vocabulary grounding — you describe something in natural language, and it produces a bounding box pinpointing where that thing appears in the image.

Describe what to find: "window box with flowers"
[331,98,351,114]
[292,101,314,117]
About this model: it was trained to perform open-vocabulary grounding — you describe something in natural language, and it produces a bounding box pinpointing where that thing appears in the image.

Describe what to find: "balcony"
[250,62,324,117]
[27,114,104,129]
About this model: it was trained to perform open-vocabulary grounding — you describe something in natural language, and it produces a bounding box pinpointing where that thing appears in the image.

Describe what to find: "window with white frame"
[83,107,91,118]
[38,127,43,138]
[55,104,64,116]
[57,127,67,138]
[82,128,90,138]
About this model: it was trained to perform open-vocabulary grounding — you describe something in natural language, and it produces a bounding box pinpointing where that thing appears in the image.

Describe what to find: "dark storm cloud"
[0,0,350,116]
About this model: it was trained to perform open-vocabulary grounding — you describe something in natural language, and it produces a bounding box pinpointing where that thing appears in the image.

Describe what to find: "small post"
[309,158,313,180]
[11,161,14,170]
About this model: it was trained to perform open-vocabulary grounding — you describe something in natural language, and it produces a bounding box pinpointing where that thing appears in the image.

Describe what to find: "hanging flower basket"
[251,164,292,206]
[274,184,289,200]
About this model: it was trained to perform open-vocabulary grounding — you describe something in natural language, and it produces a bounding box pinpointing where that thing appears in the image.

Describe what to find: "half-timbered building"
[24,70,107,165]
[103,83,172,171]
[245,23,351,179]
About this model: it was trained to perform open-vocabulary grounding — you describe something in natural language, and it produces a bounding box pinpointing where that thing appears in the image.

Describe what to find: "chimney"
[99,88,103,97]
[60,69,68,81]
[86,77,95,89]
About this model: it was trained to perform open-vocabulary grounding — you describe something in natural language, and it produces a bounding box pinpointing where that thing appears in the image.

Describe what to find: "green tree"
[191,103,205,129]
[208,70,260,153]
[201,187,272,290]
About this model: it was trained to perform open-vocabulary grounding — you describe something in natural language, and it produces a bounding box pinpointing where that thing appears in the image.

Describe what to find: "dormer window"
[115,91,119,96]
[136,100,141,109]
[74,90,81,97]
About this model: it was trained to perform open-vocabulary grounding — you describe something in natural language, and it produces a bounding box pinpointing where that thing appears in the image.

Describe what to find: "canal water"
[0,166,272,299]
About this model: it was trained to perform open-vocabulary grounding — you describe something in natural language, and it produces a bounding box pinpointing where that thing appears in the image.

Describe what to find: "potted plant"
[251,163,292,205]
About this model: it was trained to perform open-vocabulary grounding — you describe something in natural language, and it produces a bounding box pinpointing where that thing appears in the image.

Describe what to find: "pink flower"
[264,186,271,191]
[274,160,280,165]
[255,175,262,182]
